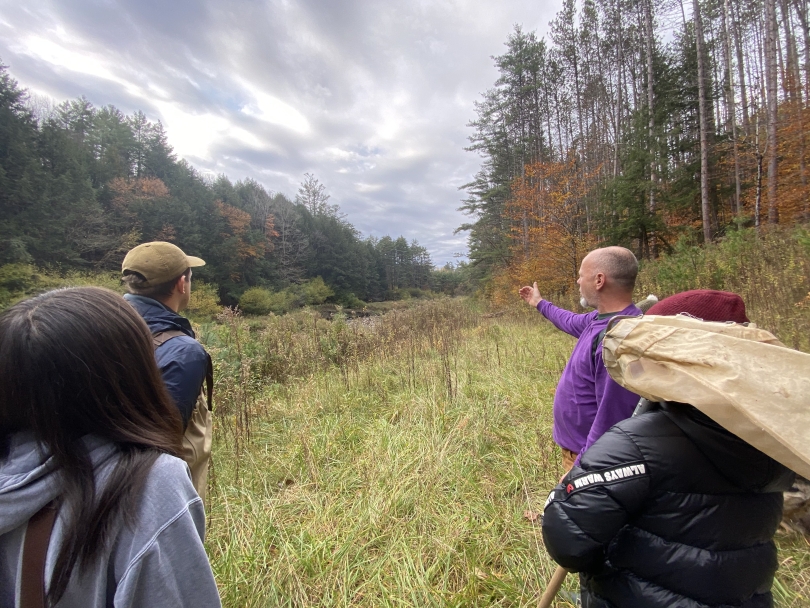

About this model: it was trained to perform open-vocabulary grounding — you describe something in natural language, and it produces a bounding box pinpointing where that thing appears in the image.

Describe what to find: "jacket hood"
[123,294,195,338]
[0,433,117,535]
[662,402,794,493]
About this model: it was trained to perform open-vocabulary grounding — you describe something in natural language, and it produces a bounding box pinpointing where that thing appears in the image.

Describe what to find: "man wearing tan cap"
[122,241,213,503]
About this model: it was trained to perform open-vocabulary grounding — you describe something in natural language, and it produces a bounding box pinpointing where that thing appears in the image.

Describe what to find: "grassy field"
[200,300,810,607]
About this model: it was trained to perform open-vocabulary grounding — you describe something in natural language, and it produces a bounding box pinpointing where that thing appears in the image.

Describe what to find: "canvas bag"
[602,314,810,480]
[153,330,213,504]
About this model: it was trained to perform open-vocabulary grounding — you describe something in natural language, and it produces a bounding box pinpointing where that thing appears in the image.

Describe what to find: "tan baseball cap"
[122,242,205,286]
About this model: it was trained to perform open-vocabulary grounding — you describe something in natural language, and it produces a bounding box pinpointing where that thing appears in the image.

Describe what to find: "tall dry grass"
[201,299,810,607]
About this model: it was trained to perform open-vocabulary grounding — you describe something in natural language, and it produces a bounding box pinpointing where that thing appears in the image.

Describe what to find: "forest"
[2,0,809,309]
[462,0,810,301]
[0,65,468,306]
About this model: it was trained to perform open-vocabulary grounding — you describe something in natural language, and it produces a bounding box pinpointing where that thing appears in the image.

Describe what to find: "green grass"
[202,301,810,607]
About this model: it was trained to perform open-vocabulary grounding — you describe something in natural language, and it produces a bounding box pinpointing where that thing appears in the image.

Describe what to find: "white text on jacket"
[573,464,647,489]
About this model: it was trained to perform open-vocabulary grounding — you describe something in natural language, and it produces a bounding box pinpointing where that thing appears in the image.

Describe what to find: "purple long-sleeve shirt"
[538,300,642,461]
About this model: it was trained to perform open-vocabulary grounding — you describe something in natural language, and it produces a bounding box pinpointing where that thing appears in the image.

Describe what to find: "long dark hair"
[0,287,184,603]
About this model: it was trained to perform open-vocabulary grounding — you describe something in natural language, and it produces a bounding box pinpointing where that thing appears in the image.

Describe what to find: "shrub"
[240,278,337,316]
[266,290,296,315]
[0,263,38,308]
[384,288,409,301]
[635,226,810,351]
[0,265,123,309]
[301,277,333,305]
[186,281,222,321]
[56,270,123,293]
[238,287,275,316]
[336,291,364,308]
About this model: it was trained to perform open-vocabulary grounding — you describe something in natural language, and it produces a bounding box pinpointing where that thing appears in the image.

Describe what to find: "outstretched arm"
[520,281,592,337]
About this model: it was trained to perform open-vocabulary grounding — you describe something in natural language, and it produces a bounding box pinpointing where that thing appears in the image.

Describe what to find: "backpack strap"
[21,501,58,608]
[152,329,188,348]
[592,313,641,363]
[591,326,610,362]
[591,316,619,363]
[152,330,214,412]
[203,352,213,412]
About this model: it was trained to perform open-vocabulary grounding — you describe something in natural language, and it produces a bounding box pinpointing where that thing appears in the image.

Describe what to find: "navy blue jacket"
[543,402,794,608]
[124,294,208,428]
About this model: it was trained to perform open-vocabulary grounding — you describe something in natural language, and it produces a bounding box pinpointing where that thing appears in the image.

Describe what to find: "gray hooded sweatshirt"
[0,433,222,608]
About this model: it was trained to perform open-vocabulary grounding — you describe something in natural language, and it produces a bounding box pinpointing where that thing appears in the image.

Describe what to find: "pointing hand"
[518,282,543,307]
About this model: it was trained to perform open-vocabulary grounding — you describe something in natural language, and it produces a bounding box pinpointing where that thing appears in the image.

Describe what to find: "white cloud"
[355,182,384,194]
[16,34,141,97]
[0,0,564,264]
[154,101,280,159]
[237,79,311,134]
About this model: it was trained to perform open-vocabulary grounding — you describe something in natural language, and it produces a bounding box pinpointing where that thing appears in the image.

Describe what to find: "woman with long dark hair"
[0,287,221,607]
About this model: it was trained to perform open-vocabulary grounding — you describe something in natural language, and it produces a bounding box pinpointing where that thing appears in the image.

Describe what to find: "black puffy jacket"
[542,402,794,608]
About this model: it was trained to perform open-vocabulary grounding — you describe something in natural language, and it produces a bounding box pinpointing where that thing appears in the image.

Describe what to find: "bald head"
[578,246,638,313]
[585,247,638,293]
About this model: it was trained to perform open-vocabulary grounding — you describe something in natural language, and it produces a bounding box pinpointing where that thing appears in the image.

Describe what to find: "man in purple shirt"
[519,246,641,472]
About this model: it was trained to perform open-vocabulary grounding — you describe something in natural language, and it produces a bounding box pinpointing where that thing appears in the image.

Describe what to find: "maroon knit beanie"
[645,289,749,323]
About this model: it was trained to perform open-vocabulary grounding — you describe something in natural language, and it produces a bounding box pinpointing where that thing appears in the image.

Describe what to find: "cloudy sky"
[0,0,562,265]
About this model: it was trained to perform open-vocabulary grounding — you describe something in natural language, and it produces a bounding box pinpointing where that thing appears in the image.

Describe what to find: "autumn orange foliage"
[713,98,810,227]
[109,176,170,219]
[216,201,260,257]
[108,177,169,202]
[214,200,275,281]
[264,216,280,240]
[776,100,810,223]
[155,224,178,242]
[492,157,596,307]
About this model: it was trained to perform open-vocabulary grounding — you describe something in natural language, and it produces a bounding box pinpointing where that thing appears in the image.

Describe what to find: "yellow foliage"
[493,157,596,305]
[186,281,223,321]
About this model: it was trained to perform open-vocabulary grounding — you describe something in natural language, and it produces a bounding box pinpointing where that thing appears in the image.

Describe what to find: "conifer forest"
[0,68,457,306]
[1,0,809,305]
[462,0,810,299]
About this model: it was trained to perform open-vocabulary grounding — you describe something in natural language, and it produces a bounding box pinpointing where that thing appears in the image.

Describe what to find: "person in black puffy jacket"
[541,290,796,608]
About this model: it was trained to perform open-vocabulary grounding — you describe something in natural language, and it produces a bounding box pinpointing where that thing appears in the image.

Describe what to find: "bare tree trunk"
[776,9,788,98]
[756,111,764,227]
[629,38,640,110]
[694,0,713,242]
[730,1,752,135]
[723,0,742,215]
[784,0,809,220]
[792,0,810,101]
[707,14,725,138]
[522,208,530,257]
[765,0,780,223]
[543,73,555,162]
[553,84,565,154]
[781,0,800,101]
[613,0,625,179]
[643,0,657,256]
[756,153,764,227]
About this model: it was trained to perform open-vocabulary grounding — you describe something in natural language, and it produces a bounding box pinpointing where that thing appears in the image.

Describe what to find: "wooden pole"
[538,566,569,608]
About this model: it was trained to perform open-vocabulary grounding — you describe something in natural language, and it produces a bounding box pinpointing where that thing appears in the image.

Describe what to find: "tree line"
[462,0,809,298]
[0,65,469,306]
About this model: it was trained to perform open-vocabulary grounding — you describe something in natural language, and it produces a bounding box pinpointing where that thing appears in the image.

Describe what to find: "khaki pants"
[181,394,213,505]
[560,447,579,474]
